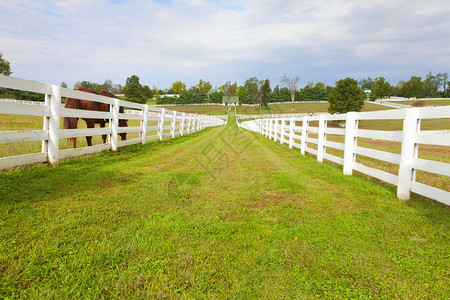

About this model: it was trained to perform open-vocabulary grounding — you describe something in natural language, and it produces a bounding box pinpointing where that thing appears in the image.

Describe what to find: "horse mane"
[98,89,116,98]
[98,90,126,114]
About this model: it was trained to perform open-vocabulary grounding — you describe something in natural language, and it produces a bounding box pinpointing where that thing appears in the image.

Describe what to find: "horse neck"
[64,98,81,109]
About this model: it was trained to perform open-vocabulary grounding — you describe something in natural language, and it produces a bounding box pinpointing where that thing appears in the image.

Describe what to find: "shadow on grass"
[0,128,218,206]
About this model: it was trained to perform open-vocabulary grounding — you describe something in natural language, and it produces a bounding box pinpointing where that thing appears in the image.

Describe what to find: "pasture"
[1,112,449,299]
[161,101,392,116]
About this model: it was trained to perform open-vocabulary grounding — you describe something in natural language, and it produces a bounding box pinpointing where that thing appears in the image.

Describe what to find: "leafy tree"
[260,79,271,109]
[442,72,448,92]
[122,75,147,104]
[371,77,391,99]
[171,81,186,94]
[298,84,330,101]
[281,74,299,102]
[243,77,259,104]
[400,76,423,98]
[358,77,374,90]
[314,82,327,90]
[208,90,224,103]
[423,72,438,97]
[328,78,365,114]
[270,85,290,102]
[237,86,246,103]
[61,82,68,88]
[197,79,212,93]
[0,53,12,76]
[222,81,238,97]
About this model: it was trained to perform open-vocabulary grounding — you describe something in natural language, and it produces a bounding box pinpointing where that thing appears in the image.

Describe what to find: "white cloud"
[1,0,449,88]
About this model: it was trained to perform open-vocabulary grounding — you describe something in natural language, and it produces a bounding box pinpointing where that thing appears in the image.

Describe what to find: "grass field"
[159,105,228,115]
[0,112,449,299]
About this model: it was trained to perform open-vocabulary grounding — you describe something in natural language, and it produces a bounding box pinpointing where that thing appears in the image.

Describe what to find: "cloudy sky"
[1,0,449,89]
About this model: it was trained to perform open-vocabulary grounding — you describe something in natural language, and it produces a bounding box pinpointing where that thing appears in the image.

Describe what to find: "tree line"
[1,53,449,106]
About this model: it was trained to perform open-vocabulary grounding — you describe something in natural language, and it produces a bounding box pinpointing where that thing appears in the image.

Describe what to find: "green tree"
[0,53,12,76]
[208,90,224,103]
[358,77,374,90]
[400,76,423,98]
[222,81,238,97]
[423,72,438,97]
[243,77,259,104]
[197,79,212,93]
[328,78,365,114]
[171,81,186,94]
[237,86,246,103]
[122,75,147,104]
[371,77,391,99]
[261,79,271,107]
[442,72,448,92]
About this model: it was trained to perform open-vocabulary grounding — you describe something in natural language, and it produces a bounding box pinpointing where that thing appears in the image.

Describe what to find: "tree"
[442,72,449,92]
[0,53,12,76]
[197,79,212,93]
[371,77,391,99]
[400,76,423,98]
[358,77,374,90]
[222,81,238,97]
[237,86,246,103]
[423,72,438,97]
[260,79,271,109]
[281,74,299,102]
[122,75,147,104]
[328,78,365,114]
[243,77,259,104]
[298,84,330,101]
[171,81,186,94]
[61,82,68,88]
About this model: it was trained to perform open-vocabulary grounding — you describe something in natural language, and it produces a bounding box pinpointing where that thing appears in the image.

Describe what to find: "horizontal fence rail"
[0,75,225,170]
[238,107,450,206]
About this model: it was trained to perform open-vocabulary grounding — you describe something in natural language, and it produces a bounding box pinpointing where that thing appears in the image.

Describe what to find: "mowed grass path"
[1,114,448,299]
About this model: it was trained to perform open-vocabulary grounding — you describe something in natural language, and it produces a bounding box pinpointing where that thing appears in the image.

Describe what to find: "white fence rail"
[239,107,450,205]
[0,75,225,170]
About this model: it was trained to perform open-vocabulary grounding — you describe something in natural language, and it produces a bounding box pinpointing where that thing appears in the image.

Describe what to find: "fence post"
[41,94,50,155]
[317,114,326,162]
[194,114,198,132]
[181,113,185,136]
[110,97,120,151]
[289,117,294,148]
[264,119,268,137]
[159,108,165,141]
[300,116,308,155]
[280,119,285,144]
[187,113,191,134]
[274,119,278,142]
[343,112,357,175]
[171,111,176,138]
[141,105,148,145]
[47,85,61,165]
[268,119,272,138]
[397,108,420,200]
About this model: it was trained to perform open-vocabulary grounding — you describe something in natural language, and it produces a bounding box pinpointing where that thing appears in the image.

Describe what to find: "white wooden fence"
[239,107,450,205]
[0,75,225,170]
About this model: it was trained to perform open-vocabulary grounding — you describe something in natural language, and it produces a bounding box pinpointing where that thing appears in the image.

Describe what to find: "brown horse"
[63,87,128,148]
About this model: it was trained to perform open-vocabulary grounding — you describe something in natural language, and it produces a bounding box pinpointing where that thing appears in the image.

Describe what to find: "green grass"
[237,102,391,115]
[159,105,228,115]
[1,112,449,299]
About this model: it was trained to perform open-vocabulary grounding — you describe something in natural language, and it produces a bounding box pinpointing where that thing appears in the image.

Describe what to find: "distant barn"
[222,96,239,106]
